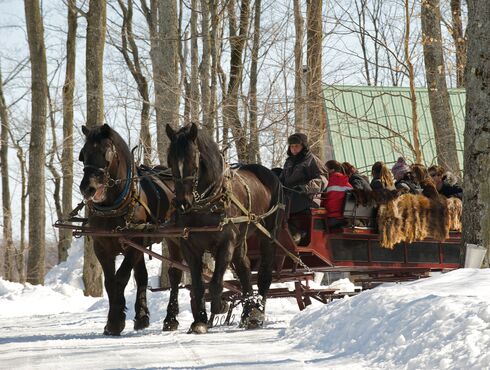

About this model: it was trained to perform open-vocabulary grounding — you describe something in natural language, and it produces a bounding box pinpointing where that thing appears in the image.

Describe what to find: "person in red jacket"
[321,160,352,228]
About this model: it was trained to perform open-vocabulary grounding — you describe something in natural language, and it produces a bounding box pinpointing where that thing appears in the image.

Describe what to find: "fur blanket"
[377,193,462,249]
[350,186,462,249]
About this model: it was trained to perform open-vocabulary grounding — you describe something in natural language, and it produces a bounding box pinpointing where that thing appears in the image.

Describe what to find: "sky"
[0,239,489,369]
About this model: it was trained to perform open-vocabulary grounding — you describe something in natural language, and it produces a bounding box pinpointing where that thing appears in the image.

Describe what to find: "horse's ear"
[189,122,198,142]
[100,124,111,138]
[166,124,176,141]
[82,125,89,137]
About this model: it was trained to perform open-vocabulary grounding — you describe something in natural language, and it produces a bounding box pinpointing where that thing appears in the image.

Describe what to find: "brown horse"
[165,123,284,334]
[78,124,182,335]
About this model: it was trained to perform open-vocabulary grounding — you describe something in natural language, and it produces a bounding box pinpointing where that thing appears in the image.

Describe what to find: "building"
[324,85,465,174]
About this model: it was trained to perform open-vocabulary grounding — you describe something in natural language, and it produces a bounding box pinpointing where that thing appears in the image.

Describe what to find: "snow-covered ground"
[1,241,489,370]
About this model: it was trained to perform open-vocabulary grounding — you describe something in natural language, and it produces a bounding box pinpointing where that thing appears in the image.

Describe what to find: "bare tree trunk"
[182,30,191,125]
[209,0,220,138]
[404,0,423,164]
[24,0,48,285]
[463,0,490,265]
[9,132,27,283]
[306,0,325,161]
[141,0,165,161]
[157,0,180,159]
[450,0,466,88]
[421,0,460,175]
[59,0,77,263]
[117,0,151,165]
[293,0,305,132]
[223,0,250,163]
[356,0,371,86]
[0,69,16,282]
[200,0,212,134]
[248,0,261,164]
[46,90,63,238]
[84,0,106,296]
[190,0,200,123]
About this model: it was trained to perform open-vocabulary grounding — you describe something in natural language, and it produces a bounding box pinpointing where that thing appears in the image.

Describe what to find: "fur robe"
[377,193,462,249]
[351,183,462,249]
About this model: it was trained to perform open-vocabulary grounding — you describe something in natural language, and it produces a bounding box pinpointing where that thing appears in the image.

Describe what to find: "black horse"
[165,123,284,334]
[79,124,183,335]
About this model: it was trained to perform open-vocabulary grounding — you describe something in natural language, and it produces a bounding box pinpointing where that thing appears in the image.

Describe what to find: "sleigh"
[55,189,462,317]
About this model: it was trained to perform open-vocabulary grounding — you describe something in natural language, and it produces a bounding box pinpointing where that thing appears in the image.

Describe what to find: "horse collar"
[92,165,133,214]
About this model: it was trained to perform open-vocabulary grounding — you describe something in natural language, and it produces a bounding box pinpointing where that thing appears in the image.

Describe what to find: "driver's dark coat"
[279,148,323,189]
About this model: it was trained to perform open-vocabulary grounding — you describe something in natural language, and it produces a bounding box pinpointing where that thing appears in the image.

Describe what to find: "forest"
[0,0,488,295]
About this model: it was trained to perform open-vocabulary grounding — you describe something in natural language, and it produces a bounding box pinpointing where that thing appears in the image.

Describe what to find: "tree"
[59,0,77,262]
[200,0,212,134]
[404,0,423,164]
[293,0,305,132]
[157,0,180,160]
[0,67,16,282]
[449,0,466,88]
[306,0,325,161]
[24,0,48,285]
[190,0,200,124]
[421,0,460,174]
[116,0,151,165]
[248,0,261,164]
[463,0,490,266]
[223,0,250,163]
[83,0,106,297]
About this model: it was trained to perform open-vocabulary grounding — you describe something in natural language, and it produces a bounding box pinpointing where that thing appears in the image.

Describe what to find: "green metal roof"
[323,85,465,174]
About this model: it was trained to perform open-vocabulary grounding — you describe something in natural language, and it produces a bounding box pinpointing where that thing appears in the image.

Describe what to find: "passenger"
[280,133,327,243]
[428,165,463,199]
[321,160,352,229]
[370,161,395,191]
[279,133,327,214]
[342,162,372,191]
[410,163,430,184]
[391,157,422,194]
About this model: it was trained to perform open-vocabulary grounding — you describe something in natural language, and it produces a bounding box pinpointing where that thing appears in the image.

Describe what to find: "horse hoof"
[163,319,179,332]
[187,322,208,334]
[134,315,150,331]
[103,325,123,336]
[240,307,264,330]
[240,296,265,329]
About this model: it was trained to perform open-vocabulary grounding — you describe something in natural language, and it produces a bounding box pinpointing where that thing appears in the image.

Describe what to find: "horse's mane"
[196,129,223,179]
[172,125,223,181]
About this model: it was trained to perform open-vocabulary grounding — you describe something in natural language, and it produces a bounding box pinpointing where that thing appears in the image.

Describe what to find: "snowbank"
[284,269,490,370]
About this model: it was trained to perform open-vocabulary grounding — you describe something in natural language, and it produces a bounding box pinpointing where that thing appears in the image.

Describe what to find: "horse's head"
[166,123,200,211]
[79,124,121,203]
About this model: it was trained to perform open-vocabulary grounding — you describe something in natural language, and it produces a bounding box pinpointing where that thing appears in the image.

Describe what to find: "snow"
[1,241,489,370]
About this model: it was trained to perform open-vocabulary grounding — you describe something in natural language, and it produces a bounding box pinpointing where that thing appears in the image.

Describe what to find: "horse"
[165,122,284,334]
[78,124,183,335]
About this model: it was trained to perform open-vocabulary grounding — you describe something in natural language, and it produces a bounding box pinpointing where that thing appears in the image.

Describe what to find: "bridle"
[83,141,134,215]
[173,147,226,212]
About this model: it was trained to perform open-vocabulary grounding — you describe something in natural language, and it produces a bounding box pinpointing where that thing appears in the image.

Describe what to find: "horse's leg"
[181,242,207,334]
[236,237,272,330]
[132,247,150,331]
[163,238,183,331]
[104,248,137,335]
[209,238,234,316]
[94,244,125,336]
[257,237,274,299]
[231,238,253,298]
